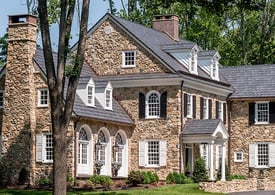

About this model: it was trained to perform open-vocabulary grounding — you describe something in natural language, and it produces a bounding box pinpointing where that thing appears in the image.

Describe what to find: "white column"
[209,143,214,180]
[221,143,226,181]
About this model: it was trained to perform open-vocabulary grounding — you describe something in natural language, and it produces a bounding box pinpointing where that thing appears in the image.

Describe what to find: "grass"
[0,184,225,195]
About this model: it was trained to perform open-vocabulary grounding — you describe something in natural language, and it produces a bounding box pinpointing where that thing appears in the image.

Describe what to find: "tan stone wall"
[229,100,275,178]
[85,20,170,75]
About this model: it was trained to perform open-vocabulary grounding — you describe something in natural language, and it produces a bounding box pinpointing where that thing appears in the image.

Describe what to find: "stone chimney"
[1,14,37,184]
[153,14,179,41]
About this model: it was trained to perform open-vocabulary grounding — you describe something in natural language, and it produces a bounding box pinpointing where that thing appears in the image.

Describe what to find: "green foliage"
[183,177,194,184]
[38,176,52,186]
[217,160,230,181]
[227,174,247,181]
[142,171,159,184]
[67,175,75,183]
[18,167,28,185]
[192,157,208,183]
[126,170,144,186]
[89,175,113,188]
[0,33,7,66]
[166,172,192,184]
[165,172,175,184]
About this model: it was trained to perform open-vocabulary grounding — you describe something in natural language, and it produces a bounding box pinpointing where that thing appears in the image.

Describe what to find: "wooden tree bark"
[37,0,90,194]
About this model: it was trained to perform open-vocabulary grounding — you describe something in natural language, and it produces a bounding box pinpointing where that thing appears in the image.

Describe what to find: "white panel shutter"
[159,140,167,166]
[139,141,146,167]
[269,143,275,167]
[249,144,255,167]
[36,134,43,162]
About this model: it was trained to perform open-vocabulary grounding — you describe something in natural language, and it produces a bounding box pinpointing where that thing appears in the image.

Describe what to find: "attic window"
[122,51,136,68]
[211,56,219,80]
[105,88,112,110]
[87,85,95,107]
[189,49,198,75]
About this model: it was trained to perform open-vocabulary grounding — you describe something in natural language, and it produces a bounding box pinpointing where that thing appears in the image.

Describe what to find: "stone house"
[221,65,275,178]
[0,13,236,186]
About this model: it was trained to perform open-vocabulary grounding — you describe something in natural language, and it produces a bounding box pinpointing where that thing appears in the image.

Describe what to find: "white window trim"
[211,59,219,80]
[189,50,198,75]
[139,140,166,168]
[234,151,244,162]
[187,94,193,119]
[87,84,95,107]
[122,50,136,68]
[203,98,209,119]
[145,90,160,119]
[37,88,49,107]
[255,143,269,168]
[218,101,224,121]
[255,101,269,125]
[36,133,53,163]
[105,88,112,110]
[0,90,4,108]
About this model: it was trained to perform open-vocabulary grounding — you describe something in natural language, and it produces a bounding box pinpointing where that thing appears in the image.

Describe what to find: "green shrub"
[67,175,75,183]
[192,157,208,183]
[18,167,28,185]
[89,175,112,188]
[227,174,247,181]
[153,172,159,183]
[127,170,144,187]
[142,171,159,184]
[173,172,186,184]
[217,159,230,181]
[183,177,194,184]
[165,172,175,184]
[39,176,52,186]
[0,161,6,186]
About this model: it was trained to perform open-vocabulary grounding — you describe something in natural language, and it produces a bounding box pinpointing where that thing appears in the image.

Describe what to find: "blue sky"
[1,0,124,48]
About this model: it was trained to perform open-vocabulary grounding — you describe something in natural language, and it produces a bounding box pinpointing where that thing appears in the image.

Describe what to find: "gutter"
[179,80,184,173]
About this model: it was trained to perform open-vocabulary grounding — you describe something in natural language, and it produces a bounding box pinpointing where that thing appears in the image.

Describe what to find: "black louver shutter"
[248,103,255,125]
[139,93,145,119]
[160,91,167,119]
[193,95,196,119]
[223,103,227,124]
[200,97,204,119]
[216,101,219,119]
[208,99,212,119]
[184,93,187,117]
[269,102,275,123]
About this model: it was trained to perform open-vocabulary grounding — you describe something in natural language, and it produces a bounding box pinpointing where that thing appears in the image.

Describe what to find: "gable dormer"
[77,78,95,107]
[162,43,199,75]
[95,81,113,110]
[198,51,220,81]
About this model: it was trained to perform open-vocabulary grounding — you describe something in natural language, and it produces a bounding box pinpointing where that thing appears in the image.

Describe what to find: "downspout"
[228,100,232,175]
[179,80,184,173]
[73,117,80,186]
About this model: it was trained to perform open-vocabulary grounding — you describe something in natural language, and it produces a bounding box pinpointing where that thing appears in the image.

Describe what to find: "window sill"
[145,116,160,119]
[121,65,136,68]
[37,105,49,108]
[255,122,269,125]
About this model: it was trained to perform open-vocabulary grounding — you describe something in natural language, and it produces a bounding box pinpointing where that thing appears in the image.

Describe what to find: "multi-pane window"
[256,102,269,123]
[122,51,136,67]
[114,133,123,164]
[87,85,94,106]
[187,94,193,118]
[147,92,160,118]
[257,143,269,167]
[234,151,243,162]
[97,131,106,164]
[45,134,53,161]
[147,141,159,166]
[78,128,88,164]
[189,50,197,74]
[38,89,49,107]
[105,89,112,109]
[0,90,4,108]
[203,98,209,119]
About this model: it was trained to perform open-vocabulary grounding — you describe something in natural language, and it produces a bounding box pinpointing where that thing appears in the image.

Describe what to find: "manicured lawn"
[0,184,225,195]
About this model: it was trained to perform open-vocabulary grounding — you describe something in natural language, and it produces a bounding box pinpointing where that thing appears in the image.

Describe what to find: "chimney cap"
[153,14,178,21]
[9,14,37,25]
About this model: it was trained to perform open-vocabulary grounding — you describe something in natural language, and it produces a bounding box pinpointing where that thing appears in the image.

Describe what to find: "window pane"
[187,94,192,117]
[40,89,48,105]
[148,141,159,165]
[257,143,268,166]
[88,86,94,104]
[106,90,111,108]
[148,93,160,117]
[257,103,269,122]
[124,51,136,66]
[45,134,53,161]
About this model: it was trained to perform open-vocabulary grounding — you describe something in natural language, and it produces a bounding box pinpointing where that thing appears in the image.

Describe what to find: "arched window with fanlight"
[77,126,92,175]
[96,131,107,165]
[114,133,124,165]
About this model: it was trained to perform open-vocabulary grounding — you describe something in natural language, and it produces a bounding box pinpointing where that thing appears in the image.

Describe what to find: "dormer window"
[211,55,220,80]
[105,84,113,110]
[189,48,198,74]
[122,51,136,68]
[87,84,95,107]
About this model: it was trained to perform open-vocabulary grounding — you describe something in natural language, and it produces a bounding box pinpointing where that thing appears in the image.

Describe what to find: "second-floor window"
[105,88,112,110]
[249,102,275,125]
[87,85,95,106]
[184,93,196,119]
[122,51,136,67]
[147,91,160,118]
[203,98,209,119]
[38,88,49,107]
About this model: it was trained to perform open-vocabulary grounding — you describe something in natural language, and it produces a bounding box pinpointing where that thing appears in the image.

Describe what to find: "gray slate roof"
[183,119,221,135]
[34,48,134,125]
[221,64,275,99]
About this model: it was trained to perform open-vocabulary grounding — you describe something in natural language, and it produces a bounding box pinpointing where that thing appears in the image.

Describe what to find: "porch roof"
[182,119,228,144]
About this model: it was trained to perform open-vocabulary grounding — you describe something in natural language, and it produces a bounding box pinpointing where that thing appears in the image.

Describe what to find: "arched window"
[78,127,90,168]
[97,131,107,164]
[146,91,160,118]
[114,133,124,164]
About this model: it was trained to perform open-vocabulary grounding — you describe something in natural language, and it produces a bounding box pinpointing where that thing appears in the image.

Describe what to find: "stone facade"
[229,99,275,178]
